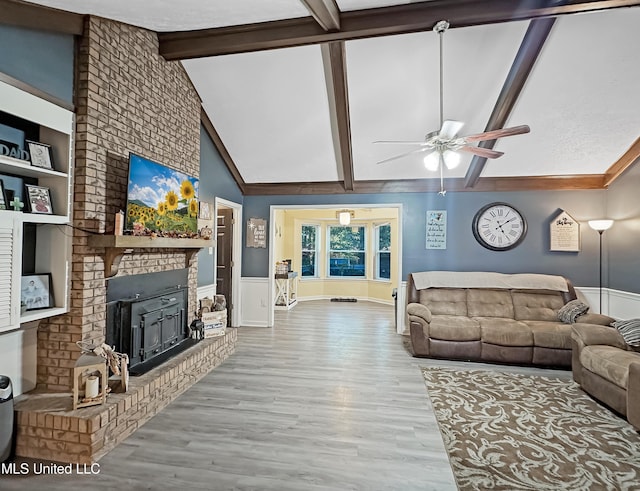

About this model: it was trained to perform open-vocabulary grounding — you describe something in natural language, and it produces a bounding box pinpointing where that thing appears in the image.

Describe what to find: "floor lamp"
[588,219,614,313]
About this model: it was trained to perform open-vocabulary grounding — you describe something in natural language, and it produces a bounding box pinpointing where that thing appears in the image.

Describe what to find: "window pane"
[329,226,365,250]
[329,252,365,276]
[378,252,391,279]
[301,225,318,277]
[302,251,315,277]
[378,224,390,251]
[301,225,316,250]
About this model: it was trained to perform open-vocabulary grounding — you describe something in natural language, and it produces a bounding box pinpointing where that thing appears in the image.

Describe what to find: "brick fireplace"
[13,16,236,463]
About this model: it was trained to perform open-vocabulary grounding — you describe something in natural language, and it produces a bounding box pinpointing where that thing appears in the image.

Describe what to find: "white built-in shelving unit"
[0,79,74,332]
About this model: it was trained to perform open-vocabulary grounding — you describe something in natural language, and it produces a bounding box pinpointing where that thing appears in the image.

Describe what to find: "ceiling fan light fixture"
[423,152,440,171]
[443,150,461,169]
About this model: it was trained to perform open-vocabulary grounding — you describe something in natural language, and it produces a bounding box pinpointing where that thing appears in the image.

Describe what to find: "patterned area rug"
[421,367,640,491]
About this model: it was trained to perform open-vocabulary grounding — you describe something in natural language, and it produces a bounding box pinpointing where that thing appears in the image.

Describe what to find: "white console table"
[274,271,298,310]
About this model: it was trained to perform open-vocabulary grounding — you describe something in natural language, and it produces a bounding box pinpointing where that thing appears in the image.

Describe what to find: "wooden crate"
[202,309,227,338]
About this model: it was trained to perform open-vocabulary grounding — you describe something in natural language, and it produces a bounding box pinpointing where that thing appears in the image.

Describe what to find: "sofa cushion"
[524,320,572,349]
[475,318,532,346]
[512,290,565,321]
[467,289,514,318]
[579,313,616,326]
[419,288,467,316]
[430,315,480,341]
[580,345,640,389]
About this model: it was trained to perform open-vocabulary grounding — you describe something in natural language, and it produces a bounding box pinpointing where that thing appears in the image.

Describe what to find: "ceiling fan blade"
[463,125,530,143]
[373,140,431,146]
[460,145,505,159]
[376,147,435,165]
[439,120,464,139]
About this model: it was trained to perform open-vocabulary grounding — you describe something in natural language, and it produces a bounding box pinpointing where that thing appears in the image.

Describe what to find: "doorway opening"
[215,198,242,327]
[268,204,403,332]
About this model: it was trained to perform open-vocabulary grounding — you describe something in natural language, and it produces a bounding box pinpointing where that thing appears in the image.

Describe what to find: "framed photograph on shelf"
[21,273,53,310]
[0,179,7,210]
[26,140,54,170]
[24,184,53,214]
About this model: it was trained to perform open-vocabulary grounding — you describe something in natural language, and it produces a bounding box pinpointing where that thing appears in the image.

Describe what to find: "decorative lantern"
[72,353,108,410]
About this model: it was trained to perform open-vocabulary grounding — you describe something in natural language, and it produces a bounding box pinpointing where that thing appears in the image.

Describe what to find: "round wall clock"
[472,202,527,251]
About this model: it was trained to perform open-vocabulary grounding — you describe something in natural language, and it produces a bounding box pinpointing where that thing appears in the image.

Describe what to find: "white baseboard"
[298,295,393,306]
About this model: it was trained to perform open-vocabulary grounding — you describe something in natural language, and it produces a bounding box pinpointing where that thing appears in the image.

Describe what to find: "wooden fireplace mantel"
[87,234,213,277]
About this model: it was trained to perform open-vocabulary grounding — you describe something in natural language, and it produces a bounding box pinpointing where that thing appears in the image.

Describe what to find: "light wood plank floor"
[2,300,571,490]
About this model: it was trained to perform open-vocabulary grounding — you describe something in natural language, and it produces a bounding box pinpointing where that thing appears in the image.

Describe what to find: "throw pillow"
[557,299,589,324]
[612,319,640,347]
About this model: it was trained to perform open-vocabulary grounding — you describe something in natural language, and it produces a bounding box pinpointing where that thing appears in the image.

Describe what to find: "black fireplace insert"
[106,269,195,375]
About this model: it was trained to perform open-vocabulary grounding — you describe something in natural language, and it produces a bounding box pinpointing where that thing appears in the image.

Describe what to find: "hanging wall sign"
[550,210,580,252]
[426,210,447,249]
[246,218,267,248]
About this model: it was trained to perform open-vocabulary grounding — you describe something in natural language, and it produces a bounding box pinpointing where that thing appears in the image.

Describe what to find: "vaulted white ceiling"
[20,0,640,191]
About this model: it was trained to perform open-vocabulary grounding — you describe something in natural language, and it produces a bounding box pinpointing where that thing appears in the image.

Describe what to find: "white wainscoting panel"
[397,281,407,335]
[197,284,216,301]
[574,287,601,313]
[608,289,640,320]
[240,277,271,327]
[0,324,37,397]
[574,287,639,319]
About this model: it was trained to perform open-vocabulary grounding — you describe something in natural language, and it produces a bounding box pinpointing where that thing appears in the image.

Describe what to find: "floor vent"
[330,297,357,302]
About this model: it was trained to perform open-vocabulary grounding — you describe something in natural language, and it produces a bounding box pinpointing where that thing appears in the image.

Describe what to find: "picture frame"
[26,140,54,170]
[24,184,53,214]
[0,179,7,210]
[21,273,53,310]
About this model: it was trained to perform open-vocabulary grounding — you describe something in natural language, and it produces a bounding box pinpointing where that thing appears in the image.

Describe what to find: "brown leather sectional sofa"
[572,323,640,431]
[407,271,613,368]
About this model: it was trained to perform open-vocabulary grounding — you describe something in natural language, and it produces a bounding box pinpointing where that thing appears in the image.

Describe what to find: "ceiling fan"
[375,20,530,195]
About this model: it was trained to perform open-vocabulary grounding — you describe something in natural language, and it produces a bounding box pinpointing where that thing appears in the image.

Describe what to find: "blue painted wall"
[197,125,243,286]
[0,24,74,104]
[607,161,640,294]
[242,189,608,287]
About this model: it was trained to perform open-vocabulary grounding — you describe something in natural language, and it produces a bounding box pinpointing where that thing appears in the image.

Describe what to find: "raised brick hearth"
[15,330,236,464]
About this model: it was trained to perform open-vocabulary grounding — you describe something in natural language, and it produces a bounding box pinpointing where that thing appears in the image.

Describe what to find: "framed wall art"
[0,179,7,210]
[26,140,54,170]
[21,273,53,310]
[24,184,53,214]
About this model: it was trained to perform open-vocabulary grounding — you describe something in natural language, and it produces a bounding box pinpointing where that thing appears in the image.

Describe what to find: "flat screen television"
[125,153,199,236]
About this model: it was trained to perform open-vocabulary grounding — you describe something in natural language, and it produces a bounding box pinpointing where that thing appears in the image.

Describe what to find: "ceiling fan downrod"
[434,20,449,196]
[434,20,449,131]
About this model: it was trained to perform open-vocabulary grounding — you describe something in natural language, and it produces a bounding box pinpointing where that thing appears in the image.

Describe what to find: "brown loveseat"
[407,271,613,368]
[571,323,640,430]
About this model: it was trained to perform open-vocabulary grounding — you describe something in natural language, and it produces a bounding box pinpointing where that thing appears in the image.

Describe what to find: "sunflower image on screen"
[125,153,199,236]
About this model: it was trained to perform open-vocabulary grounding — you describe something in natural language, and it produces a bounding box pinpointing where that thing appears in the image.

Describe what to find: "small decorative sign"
[550,210,580,252]
[247,218,267,248]
[426,210,447,249]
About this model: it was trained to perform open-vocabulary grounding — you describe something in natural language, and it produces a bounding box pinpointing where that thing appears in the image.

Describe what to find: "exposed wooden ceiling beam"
[159,0,640,60]
[242,174,605,195]
[464,16,556,188]
[200,109,247,195]
[0,0,84,35]
[321,42,354,192]
[603,136,640,187]
[299,0,341,31]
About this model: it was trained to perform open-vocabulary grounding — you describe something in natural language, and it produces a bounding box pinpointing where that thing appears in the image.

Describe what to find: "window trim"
[300,223,320,279]
[374,222,391,281]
